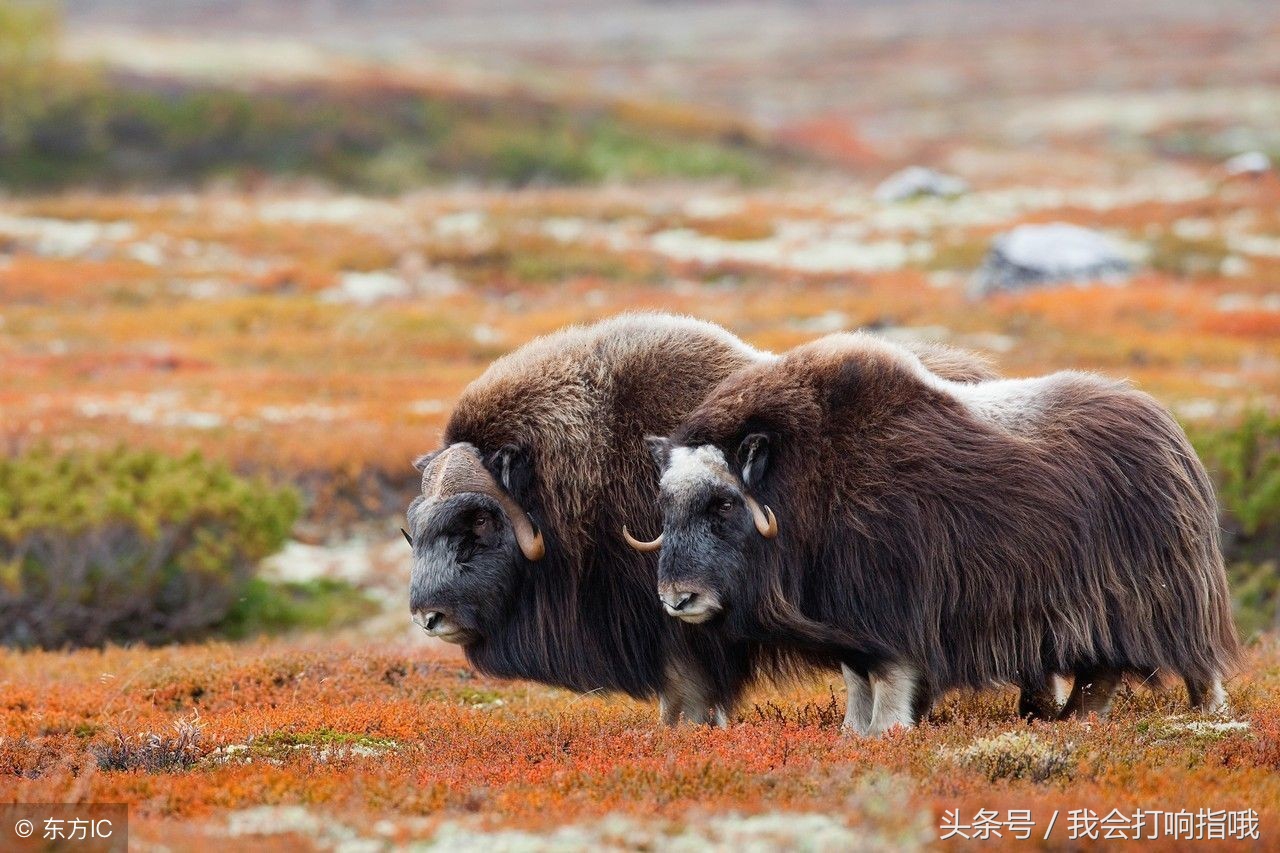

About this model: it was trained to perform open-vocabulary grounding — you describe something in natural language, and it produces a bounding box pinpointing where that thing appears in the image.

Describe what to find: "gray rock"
[874,166,968,203]
[1223,151,1271,177]
[970,222,1133,297]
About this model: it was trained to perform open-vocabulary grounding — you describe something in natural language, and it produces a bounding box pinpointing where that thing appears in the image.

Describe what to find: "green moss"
[456,687,504,706]
[1148,233,1230,278]
[924,238,990,272]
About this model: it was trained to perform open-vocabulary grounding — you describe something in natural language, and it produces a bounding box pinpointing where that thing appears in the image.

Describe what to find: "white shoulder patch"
[824,332,1059,431]
[933,376,1056,429]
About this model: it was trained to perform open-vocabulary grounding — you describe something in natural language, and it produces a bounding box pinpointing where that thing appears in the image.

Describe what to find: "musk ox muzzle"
[419,442,545,562]
[659,582,722,623]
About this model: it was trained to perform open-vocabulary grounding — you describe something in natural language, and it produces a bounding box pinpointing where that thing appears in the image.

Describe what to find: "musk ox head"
[405,442,544,644]
[641,433,778,626]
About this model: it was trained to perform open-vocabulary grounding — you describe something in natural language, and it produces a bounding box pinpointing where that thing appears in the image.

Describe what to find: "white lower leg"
[1206,678,1230,715]
[1053,675,1072,707]
[841,665,874,735]
[868,662,919,736]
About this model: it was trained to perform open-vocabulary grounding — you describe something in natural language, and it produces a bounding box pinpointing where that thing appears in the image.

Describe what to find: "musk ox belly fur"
[665,332,1240,716]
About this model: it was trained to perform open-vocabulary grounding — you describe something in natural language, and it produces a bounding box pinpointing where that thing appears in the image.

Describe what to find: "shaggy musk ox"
[405,314,998,723]
[645,333,1239,734]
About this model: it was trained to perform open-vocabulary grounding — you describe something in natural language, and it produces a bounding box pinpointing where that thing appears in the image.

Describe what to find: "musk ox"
[405,314,999,724]
[644,332,1239,734]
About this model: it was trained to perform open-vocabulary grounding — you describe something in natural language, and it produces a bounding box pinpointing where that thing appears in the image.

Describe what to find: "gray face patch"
[406,491,521,643]
[655,444,748,625]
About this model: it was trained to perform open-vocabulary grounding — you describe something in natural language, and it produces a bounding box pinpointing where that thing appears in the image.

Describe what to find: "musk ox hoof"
[840,721,870,738]
[865,721,913,738]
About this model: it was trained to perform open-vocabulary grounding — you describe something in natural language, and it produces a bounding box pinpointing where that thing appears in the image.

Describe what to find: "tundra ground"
[2,637,1278,849]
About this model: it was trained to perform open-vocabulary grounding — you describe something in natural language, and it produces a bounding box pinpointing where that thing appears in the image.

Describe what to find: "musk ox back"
[406,314,1001,722]
[650,332,1239,731]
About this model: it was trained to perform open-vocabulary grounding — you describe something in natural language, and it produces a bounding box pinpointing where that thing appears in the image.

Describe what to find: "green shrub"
[1229,561,1280,640]
[1194,410,1280,559]
[219,577,379,640]
[1194,411,1280,638]
[0,0,783,190]
[0,447,299,648]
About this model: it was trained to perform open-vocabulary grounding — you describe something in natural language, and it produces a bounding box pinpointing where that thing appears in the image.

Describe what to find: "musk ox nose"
[664,590,698,611]
[659,583,721,624]
[412,607,470,643]
[411,608,443,632]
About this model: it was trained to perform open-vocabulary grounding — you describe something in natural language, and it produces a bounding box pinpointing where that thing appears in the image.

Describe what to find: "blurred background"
[2,0,1279,650]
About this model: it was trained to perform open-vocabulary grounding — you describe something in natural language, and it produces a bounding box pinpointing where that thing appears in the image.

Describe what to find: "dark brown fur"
[420,317,998,715]
[668,334,1240,708]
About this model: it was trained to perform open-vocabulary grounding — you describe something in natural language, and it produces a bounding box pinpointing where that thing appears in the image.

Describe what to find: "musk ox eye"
[472,513,493,535]
[713,497,735,516]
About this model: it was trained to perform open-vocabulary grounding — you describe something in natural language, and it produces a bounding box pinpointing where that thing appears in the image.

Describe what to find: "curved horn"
[745,495,778,539]
[491,488,546,562]
[420,443,546,562]
[622,525,663,552]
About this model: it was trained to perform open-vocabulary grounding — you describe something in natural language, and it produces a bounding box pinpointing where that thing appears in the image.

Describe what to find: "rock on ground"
[1223,151,1271,177]
[970,222,1133,297]
[874,166,968,203]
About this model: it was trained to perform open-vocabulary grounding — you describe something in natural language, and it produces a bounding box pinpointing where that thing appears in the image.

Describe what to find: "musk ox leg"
[1058,667,1122,720]
[841,665,874,736]
[658,693,682,726]
[1186,675,1230,715]
[1018,675,1070,721]
[867,662,920,737]
[659,664,728,727]
[1055,674,1072,707]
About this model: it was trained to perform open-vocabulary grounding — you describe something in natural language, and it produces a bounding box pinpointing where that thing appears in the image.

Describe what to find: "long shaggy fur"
[435,316,997,711]
[672,333,1240,702]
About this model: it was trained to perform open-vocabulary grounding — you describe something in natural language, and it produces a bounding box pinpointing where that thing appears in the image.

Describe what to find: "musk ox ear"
[489,444,535,501]
[645,435,673,471]
[412,450,441,473]
[737,432,773,488]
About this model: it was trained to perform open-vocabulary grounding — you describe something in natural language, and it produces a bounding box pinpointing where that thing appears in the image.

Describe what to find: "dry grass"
[1,638,1277,847]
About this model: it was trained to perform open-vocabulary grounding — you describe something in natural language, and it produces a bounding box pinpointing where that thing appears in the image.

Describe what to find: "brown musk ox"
[405,314,1000,724]
[644,332,1239,734]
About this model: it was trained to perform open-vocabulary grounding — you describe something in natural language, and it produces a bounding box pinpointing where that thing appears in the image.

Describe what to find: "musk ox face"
[646,434,778,626]
[406,443,544,644]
